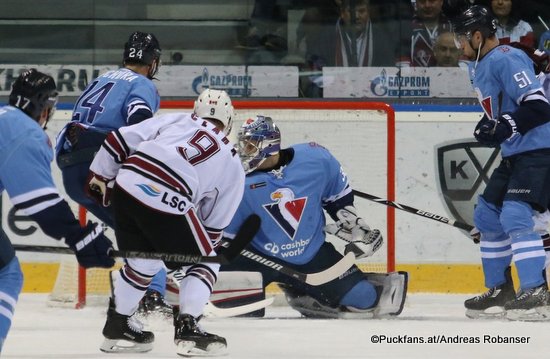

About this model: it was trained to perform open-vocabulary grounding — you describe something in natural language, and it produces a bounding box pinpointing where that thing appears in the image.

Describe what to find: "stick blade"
[219,214,261,263]
[305,252,356,286]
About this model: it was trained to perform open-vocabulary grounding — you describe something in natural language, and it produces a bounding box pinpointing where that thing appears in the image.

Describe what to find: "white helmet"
[193,89,234,135]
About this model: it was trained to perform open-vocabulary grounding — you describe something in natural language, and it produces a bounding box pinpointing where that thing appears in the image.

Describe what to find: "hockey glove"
[469,226,481,244]
[324,206,383,259]
[65,222,115,268]
[474,114,518,146]
[85,171,115,207]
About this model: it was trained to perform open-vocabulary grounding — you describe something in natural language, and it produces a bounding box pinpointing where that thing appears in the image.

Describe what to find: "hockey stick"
[352,189,474,232]
[204,297,275,318]
[13,214,261,265]
[239,249,356,286]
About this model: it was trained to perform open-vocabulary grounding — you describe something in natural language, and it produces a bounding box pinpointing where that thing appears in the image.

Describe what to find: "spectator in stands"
[410,0,452,66]
[369,0,415,66]
[301,0,404,97]
[433,30,463,66]
[296,0,341,58]
[240,0,291,65]
[490,0,535,47]
[306,0,402,67]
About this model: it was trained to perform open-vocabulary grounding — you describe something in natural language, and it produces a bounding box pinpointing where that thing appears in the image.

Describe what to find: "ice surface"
[3,293,548,358]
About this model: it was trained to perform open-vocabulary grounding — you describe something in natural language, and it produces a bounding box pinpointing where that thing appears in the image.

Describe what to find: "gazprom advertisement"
[0,65,474,99]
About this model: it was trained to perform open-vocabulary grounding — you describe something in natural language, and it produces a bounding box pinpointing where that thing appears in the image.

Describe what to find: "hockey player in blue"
[55,31,169,315]
[453,6,550,321]
[221,116,408,319]
[0,69,114,353]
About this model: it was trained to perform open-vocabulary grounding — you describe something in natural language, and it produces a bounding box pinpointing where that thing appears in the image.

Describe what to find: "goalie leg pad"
[363,271,409,318]
[282,272,409,319]
[210,271,266,317]
[280,283,375,319]
[167,270,267,317]
[281,283,340,319]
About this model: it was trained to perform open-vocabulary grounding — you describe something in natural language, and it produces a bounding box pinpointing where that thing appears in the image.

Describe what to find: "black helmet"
[123,31,161,78]
[442,0,475,20]
[9,68,58,122]
[452,5,497,38]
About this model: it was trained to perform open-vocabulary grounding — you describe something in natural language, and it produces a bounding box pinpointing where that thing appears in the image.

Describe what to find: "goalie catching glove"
[324,206,383,259]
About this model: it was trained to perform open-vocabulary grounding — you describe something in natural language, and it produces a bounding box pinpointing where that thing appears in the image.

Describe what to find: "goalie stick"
[352,189,474,232]
[204,297,275,318]
[13,214,261,265]
[240,249,356,286]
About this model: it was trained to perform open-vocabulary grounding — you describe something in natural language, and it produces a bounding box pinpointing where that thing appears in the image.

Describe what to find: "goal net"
[48,100,396,308]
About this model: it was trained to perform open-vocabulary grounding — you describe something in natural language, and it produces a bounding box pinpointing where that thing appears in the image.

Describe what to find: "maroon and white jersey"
[90,112,245,234]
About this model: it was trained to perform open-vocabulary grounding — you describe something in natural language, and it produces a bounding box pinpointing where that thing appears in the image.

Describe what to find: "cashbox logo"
[370,69,430,97]
[435,139,500,227]
[192,68,252,96]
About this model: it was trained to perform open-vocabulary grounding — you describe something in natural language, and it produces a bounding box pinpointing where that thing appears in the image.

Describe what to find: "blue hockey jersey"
[469,45,550,157]
[0,106,63,213]
[71,68,159,131]
[224,143,351,265]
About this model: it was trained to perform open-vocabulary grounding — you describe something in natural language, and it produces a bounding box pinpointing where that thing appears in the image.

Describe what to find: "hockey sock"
[179,263,219,317]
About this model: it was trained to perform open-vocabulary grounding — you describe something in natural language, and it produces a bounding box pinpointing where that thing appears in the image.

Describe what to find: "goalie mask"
[237,116,281,174]
[123,31,162,79]
[193,89,234,135]
[9,68,58,127]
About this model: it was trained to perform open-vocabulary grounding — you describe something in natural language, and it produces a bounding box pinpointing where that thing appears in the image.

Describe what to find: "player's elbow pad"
[513,98,550,135]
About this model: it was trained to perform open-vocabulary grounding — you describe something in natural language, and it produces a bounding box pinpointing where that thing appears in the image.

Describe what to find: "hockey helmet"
[123,31,162,78]
[9,68,58,124]
[193,89,235,135]
[451,5,497,39]
[442,0,475,20]
[237,115,281,174]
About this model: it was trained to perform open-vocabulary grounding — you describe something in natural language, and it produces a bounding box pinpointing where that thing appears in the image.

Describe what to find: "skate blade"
[506,306,550,322]
[465,307,506,319]
[100,338,153,353]
[177,341,227,357]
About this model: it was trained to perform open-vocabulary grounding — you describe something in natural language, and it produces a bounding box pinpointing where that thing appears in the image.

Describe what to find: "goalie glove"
[85,171,115,207]
[324,206,383,259]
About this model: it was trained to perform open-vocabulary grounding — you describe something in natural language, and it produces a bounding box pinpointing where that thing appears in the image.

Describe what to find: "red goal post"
[56,100,395,308]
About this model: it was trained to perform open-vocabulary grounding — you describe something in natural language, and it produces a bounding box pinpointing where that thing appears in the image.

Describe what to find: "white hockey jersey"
[90,112,245,233]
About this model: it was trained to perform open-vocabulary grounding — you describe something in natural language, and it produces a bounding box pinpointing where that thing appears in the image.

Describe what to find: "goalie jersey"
[89,112,244,233]
[224,143,351,265]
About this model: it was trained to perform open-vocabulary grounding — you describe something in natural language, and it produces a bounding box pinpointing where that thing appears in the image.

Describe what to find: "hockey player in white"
[221,116,408,319]
[0,69,114,353]
[86,89,243,355]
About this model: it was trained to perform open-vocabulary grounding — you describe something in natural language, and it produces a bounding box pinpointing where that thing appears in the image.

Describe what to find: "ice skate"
[137,289,173,319]
[174,313,227,357]
[100,298,154,353]
[504,283,550,321]
[464,267,515,319]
